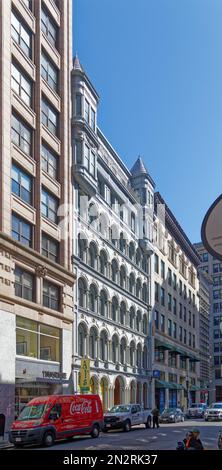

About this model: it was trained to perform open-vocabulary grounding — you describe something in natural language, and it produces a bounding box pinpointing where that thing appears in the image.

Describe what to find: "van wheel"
[91,425,100,438]
[145,416,152,429]
[123,420,131,432]
[43,431,55,447]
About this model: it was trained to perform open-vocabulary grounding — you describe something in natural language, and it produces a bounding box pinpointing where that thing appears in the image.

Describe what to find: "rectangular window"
[179,303,182,319]
[179,326,182,341]
[189,332,192,347]
[184,307,186,322]
[41,144,58,180]
[189,311,191,326]
[41,99,58,136]
[155,282,159,302]
[75,140,82,164]
[161,287,165,306]
[41,53,58,91]
[173,298,177,315]
[184,329,187,344]
[161,260,165,279]
[11,163,32,205]
[173,322,177,339]
[41,188,58,224]
[11,11,32,58]
[193,314,195,328]
[155,310,159,330]
[43,280,60,311]
[168,319,172,336]
[154,254,159,273]
[173,273,177,290]
[12,213,32,247]
[42,233,59,263]
[15,266,34,301]
[168,293,172,311]
[179,280,182,295]
[91,108,96,131]
[84,143,90,171]
[11,63,32,107]
[131,213,135,232]
[75,94,82,116]
[180,356,186,369]
[193,334,195,348]
[90,151,96,177]
[85,100,90,123]
[16,316,60,362]
[41,8,57,47]
[160,314,165,332]
[202,252,208,262]
[11,114,32,156]
[168,268,172,285]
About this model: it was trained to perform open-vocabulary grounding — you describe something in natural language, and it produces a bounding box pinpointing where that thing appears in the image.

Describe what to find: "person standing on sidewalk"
[152,406,160,428]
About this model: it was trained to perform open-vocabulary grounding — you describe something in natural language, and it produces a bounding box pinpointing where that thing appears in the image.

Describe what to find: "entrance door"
[169,390,177,408]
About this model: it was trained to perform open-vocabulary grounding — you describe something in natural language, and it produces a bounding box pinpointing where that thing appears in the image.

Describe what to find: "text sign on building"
[153,370,161,378]
[80,358,90,392]
[42,371,67,380]
[201,194,222,261]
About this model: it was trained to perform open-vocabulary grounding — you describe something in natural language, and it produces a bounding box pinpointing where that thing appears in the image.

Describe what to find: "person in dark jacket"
[184,429,204,450]
[152,407,160,428]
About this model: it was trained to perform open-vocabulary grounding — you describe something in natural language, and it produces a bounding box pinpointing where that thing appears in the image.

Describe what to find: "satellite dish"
[201,194,222,261]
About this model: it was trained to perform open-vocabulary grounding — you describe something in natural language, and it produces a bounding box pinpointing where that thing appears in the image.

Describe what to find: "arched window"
[100,330,108,361]
[143,345,148,369]
[78,278,87,308]
[78,323,87,357]
[120,232,127,254]
[120,337,126,365]
[100,289,108,317]
[88,242,97,269]
[120,265,126,289]
[89,327,98,359]
[142,283,148,303]
[129,242,135,261]
[137,343,142,367]
[136,247,142,267]
[99,250,108,276]
[120,301,126,325]
[111,297,119,321]
[112,335,119,363]
[129,273,135,294]
[136,278,142,299]
[78,235,87,262]
[111,259,118,283]
[130,341,135,366]
[142,314,148,335]
[89,284,98,312]
[136,310,142,332]
[129,307,135,329]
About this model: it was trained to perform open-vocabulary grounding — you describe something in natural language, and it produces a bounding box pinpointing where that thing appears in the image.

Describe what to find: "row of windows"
[214,315,222,326]
[75,141,96,178]
[78,278,148,333]
[155,350,196,371]
[75,95,96,132]
[15,266,60,311]
[78,323,148,367]
[12,213,59,262]
[155,310,196,347]
[155,283,196,322]
[12,8,58,61]
[155,258,196,303]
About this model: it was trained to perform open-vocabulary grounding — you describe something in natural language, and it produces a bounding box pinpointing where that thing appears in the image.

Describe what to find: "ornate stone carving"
[35,265,47,277]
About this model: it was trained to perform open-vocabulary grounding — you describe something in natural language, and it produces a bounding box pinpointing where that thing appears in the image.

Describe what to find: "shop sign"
[153,370,160,378]
[42,371,67,380]
[80,358,90,392]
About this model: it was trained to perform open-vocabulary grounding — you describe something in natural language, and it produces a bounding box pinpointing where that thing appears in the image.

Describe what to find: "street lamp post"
[186,375,189,410]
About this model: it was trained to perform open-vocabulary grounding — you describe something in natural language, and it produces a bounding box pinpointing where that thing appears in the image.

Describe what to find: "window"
[168,242,177,266]
[169,353,177,367]
[154,254,159,273]
[214,290,222,300]
[193,335,196,348]
[43,280,60,311]
[168,319,172,336]
[161,260,165,279]
[155,349,165,363]
[179,280,182,295]
[179,326,182,342]
[15,266,34,301]
[180,357,186,369]
[173,322,177,339]
[189,332,192,347]
[184,285,187,300]
[16,316,60,362]
[155,282,159,302]
[160,314,165,333]
[193,314,195,328]
[173,298,177,315]
[184,307,186,322]
[11,63,32,106]
[42,233,59,263]
[41,53,58,91]
[189,311,191,326]
[184,329,187,344]
[12,164,32,205]
[168,293,172,311]
[179,256,187,278]
[42,99,58,136]
[12,213,32,247]
[41,188,58,224]
[168,268,172,285]
[22,0,32,10]
[90,152,96,178]
[104,185,111,205]
[85,100,90,123]
[11,11,32,58]
[202,252,208,262]
[91,108,96,131]
[11,114,32,156]
[179,303,182,319]
[41,8,57,47]
[75,94,82,116]
[155,310,159,330]
[41,144,58,180]
[161,287,165,306]
[173,274,177,290]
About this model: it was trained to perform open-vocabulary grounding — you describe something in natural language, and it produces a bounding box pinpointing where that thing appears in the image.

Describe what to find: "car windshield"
[190,404,204,408]
[17,403,48,421]
[162,408,176,414]
[210,404,222,409]
[109,405,130,413]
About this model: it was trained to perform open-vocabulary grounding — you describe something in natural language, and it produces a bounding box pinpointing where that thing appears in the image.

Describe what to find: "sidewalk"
[0,435,14,450]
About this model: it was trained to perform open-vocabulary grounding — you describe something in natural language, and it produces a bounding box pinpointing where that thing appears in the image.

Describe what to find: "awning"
[155,340,177,352]
[155,380,184,390]
[190,385,200,391]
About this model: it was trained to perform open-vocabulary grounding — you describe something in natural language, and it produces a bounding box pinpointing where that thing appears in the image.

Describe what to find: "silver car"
[159,407,185,423]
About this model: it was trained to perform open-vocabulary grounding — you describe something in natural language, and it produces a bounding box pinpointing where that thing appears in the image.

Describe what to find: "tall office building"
[194,242,222,402]
[0,0,74,433]
[198,269,211,402]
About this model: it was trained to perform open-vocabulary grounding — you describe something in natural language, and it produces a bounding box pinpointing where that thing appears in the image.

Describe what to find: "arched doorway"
[130,380,136,403]
[143,383,148,408]
[90,376,98,394]
[114,376,125,405]
[100,377,108,411]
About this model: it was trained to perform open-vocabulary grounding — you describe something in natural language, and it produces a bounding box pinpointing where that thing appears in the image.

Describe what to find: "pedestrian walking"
[152,406,160,428]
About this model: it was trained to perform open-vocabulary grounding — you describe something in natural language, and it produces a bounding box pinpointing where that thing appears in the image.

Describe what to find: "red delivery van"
[9,394,104,447]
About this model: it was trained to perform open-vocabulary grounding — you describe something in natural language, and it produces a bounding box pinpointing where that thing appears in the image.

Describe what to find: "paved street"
[11,420,222,451]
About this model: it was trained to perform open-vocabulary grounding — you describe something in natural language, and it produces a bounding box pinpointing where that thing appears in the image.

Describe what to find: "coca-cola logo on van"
[70,400,92,415]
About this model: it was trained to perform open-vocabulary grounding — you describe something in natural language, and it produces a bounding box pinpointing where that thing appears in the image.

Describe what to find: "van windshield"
[17,404,48,421]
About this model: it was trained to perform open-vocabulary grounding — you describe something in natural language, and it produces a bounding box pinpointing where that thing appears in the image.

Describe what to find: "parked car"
[103,404,152,432]
[204,403,222,421]
[9,394,104,447]
[159,408,185,423]
[186,403,207,419]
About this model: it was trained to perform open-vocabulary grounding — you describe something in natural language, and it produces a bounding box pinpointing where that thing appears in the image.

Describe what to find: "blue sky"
[73,0,222,243]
